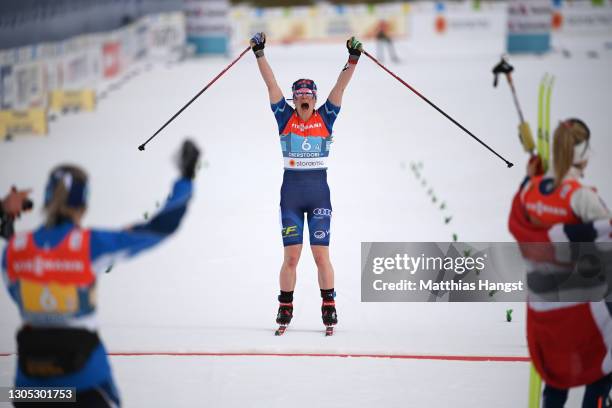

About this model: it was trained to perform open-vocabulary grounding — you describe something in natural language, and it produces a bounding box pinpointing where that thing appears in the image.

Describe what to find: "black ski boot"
[276,303,293,326]
[321,300,338,326]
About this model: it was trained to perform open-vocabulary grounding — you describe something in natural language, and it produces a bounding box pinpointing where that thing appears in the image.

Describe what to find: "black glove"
[346,36,363,57]
[0,213,15,240]
[250,32,266,58]
[492,57,513,87]
[0,187,33,240]
[179,139,200,180]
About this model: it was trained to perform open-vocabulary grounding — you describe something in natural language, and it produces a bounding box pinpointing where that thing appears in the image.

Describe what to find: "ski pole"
[138,46,251,151]
[507,75,525,123]
[493,56,535,154]
[493,57,525,123]
[363,50,513,168]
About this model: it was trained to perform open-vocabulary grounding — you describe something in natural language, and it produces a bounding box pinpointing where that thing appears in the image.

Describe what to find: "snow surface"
[1,34,611,407]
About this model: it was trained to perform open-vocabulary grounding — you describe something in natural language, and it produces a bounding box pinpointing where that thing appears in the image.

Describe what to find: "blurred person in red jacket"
[509,118,612,408]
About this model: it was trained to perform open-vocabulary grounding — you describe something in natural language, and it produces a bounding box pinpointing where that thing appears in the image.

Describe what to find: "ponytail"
[552,119,590,187]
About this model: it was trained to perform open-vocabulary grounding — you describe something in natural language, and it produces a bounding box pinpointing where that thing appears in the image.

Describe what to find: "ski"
[274,325,288,336]
[537,74,547,164]
[528,74,554,408]
[543,75,555,172]
[528,363,542,408]
[537,74,554,172]
[325,326,334,337]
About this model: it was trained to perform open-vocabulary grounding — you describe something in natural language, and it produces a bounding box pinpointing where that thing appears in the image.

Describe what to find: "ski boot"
[276,303,293,325]
[275,303,293,336]
[322,300,337,336]
[321,300,338,326]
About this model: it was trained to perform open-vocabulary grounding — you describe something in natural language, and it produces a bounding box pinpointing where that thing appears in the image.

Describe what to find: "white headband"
[573,141,590,165]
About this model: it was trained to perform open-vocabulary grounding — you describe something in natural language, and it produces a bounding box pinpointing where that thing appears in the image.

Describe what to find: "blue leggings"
[279,169,332,246]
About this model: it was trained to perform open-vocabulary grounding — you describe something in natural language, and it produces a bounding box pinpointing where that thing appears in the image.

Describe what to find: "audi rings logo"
[314,231,326,239]
[313,208,332,217]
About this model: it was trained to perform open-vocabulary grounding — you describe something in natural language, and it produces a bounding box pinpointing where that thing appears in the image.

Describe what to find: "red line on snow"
[110,352,531,362]
[0,351,529,362]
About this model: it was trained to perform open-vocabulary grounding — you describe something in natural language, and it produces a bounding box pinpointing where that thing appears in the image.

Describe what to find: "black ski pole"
[363,50,513,168]
[492,56,525,123]
[138,46,251,151]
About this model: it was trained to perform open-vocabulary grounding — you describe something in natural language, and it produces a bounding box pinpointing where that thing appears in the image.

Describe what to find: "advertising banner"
[37,42,62,93]
[119,27,136,70]
[87,33,107,86]
[103,40,121,79]
[61,38,92,91]
[147,12,187,60]
[0,65,14,110]
[551,1,612,52]
[410,1,506,41]
[231,3,410,45]
[184,0,230,54]
[0,109,48,139]
[12,60,46,109]
[506,0,552,53]
[553,1,612,35]
[132,20,149,62]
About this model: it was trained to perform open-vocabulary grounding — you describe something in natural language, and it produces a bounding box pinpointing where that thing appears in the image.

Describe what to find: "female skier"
[249,32,362,332]
[509,119,612,407]
[1,140,200,407]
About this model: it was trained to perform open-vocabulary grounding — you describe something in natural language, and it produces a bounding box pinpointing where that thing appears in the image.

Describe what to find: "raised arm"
[0,187,32,240]
[327,37,362,107]
[86,140,201,274]
[250,33,283,104]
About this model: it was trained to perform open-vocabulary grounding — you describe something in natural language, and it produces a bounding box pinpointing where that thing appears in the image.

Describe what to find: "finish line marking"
[0,351,529,362]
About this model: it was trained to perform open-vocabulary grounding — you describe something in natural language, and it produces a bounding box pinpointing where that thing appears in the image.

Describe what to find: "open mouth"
[300,102,310,110]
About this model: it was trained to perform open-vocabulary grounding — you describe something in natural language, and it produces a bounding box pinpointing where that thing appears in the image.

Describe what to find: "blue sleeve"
[317,99,341,133]
[130,178,192,235]
[89,178,193,274]
[1,246,8,292]
[271,97,294,134]
[1,245,18,304]
[564,222,597,242]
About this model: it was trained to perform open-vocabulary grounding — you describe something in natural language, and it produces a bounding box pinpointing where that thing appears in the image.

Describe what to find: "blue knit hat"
[292,78,317,99]
[44,165,88,208]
